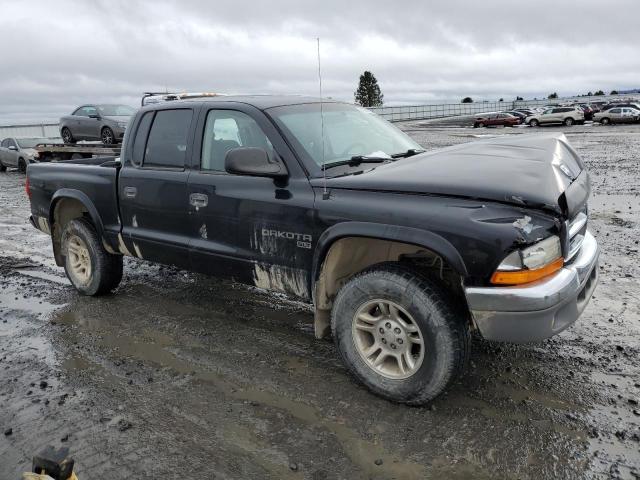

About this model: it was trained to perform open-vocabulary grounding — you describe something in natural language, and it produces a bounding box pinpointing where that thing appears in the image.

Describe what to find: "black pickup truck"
[27,96,599,404]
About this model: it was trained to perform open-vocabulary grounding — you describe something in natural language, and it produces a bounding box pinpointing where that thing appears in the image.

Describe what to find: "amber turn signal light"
[490,257,564,285]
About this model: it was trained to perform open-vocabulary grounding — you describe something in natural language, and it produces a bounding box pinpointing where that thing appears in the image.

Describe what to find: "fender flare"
[310,221,468,293]
[49,189,106,239]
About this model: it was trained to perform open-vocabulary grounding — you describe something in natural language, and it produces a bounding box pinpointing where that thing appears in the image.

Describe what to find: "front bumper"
[464,231,599,342]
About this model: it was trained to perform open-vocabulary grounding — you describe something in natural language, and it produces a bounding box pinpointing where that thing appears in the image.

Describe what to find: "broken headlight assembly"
[491,235,563,285]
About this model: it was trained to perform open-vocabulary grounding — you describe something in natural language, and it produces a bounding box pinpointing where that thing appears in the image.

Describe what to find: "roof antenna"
[317,37,329,200]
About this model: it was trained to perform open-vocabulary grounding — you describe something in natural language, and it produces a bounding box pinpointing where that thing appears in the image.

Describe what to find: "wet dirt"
[1,123,639,479]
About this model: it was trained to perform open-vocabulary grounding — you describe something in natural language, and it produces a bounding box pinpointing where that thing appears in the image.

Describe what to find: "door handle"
[190,193,208,208]
[123,186,137,198]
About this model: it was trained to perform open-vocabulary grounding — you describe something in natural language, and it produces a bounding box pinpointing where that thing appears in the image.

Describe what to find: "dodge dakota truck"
[27,96,599,404]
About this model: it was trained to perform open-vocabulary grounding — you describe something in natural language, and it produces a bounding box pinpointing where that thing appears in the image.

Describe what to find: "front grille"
[565,209,588,262]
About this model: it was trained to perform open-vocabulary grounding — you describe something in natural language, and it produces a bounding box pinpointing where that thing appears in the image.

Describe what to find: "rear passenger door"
[187,104,316,299]
[118,107,196,268]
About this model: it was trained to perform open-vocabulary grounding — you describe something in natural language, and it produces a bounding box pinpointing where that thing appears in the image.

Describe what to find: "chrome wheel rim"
[352,299,424,379]
[67,235,91,284]
[102,129,113,144]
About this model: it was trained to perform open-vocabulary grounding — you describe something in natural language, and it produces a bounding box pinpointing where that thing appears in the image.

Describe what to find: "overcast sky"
[1,0,639,123]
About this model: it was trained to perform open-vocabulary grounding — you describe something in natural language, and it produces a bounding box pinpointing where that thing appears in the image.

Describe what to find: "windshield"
[16,137,51,148]
[97,105,136,116]
[268,103,422,168]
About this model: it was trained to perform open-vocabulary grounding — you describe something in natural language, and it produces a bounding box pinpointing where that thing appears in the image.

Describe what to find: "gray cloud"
[0,0,638,123]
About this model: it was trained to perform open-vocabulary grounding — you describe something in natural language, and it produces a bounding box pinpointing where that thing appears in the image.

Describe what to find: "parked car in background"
[59,104,136,145]
[0,137,61,173]
[514,108,535,116]
[503,110,527,122]
[593,107,640,125]
[473,113,521,128]
[526,107,585,127]
[577,104,594,121]
[600,103,640,113]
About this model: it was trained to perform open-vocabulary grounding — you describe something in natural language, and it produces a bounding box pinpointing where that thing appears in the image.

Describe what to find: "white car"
[526,107,585,127]
[593,107,640,125]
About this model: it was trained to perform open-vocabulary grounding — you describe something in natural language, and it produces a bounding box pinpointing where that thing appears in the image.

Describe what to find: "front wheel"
[600,117,610,125]
[529,119,539,127]
[101,127,115,145]
[564,117,574,126]
[18,158,26,173]
[331,263,470,405]
[62,218,123,295]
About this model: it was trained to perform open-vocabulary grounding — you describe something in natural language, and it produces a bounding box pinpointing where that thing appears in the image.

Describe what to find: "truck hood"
[316,133,589,217]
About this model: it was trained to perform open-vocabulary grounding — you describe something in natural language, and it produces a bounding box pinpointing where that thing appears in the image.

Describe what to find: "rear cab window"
[141,109,193,169]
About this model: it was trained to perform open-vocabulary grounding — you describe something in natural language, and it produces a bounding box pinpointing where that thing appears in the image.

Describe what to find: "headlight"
[491,235,563,285]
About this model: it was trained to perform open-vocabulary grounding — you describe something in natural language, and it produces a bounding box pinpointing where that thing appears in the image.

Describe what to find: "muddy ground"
[1,122,639,479]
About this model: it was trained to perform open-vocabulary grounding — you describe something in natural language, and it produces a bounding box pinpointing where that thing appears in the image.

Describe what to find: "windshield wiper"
[321,156,390,171]
[390,148,426,159]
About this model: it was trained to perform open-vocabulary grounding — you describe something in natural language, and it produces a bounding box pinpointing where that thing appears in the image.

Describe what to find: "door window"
[0,139,7,148]
[143,109,193,169]
[201,110,274,172]
[610,108,621,114]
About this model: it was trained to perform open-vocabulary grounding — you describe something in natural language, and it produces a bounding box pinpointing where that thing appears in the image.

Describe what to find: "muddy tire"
[331,263,470,405]
[61,218,123,296]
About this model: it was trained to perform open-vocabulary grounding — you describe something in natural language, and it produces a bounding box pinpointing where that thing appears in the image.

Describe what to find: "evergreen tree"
[461,97,473,103]
[515,96,524,101]
[610,90,619,95]
[548,92,558,99]
[354,71,384,107]
[594,90,605,96]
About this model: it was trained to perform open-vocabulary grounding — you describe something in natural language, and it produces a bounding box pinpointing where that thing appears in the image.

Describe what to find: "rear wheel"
[477,122,485,128]
[600,117,610,125]
[101,127,115,145]
[18,158,26,173]
[529,119,539,127]
[62,218,123,296]
[61,127,75,144]
[564,117,574,126]
[331,263,470,405]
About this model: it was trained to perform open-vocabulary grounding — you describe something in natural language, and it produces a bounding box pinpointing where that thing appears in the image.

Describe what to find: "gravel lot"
[1,122,639,479]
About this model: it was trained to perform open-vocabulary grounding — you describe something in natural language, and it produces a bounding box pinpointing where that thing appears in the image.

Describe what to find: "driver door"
[187,105,316,299]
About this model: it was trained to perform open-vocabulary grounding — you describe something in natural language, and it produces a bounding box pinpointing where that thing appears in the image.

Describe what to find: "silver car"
[0,137,60,173]
[593,107,640,125]
[59,104,135,145]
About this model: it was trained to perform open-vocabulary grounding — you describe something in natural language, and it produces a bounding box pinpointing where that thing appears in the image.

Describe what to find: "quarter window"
[131,111,154,166]
[143,109,193,169]
[201,110,274,172]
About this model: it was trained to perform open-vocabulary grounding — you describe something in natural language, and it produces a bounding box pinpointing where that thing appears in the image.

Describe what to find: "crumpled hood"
[317,133,589,216]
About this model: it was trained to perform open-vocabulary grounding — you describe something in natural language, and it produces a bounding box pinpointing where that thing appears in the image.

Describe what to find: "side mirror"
[8,145,17,151]
[225,147,288,178]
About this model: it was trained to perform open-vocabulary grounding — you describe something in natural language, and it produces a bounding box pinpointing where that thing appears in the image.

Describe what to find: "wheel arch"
[49,190,106,266]
[311,222,468,339]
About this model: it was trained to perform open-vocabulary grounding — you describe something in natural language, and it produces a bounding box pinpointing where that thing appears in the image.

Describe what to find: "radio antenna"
[317,37,328,199]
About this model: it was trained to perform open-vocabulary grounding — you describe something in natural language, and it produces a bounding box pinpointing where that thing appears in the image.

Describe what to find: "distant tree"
[354,71,384,107]
[587,91,593,96]
[610,90,619,95]
[499,98,504,102]
[594,90,605,96]
[548,92,558,99]
[461,97,473,103]
[515,96,524,101]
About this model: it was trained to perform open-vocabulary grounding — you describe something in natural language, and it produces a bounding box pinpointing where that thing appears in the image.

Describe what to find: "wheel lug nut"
[390,343,396,349]
[381,338,387,344]
[379,327,385,334]
[394,327,401,334]
[385,322,391,329]
[397,339,403,344]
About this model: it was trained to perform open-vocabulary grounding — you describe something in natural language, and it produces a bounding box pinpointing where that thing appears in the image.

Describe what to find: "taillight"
[25,176,31,199]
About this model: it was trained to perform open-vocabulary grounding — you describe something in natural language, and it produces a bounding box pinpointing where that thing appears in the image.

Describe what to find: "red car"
[474,113,521,128]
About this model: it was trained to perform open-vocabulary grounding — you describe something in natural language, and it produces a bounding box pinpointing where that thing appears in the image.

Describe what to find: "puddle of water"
[0,284,61,318]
